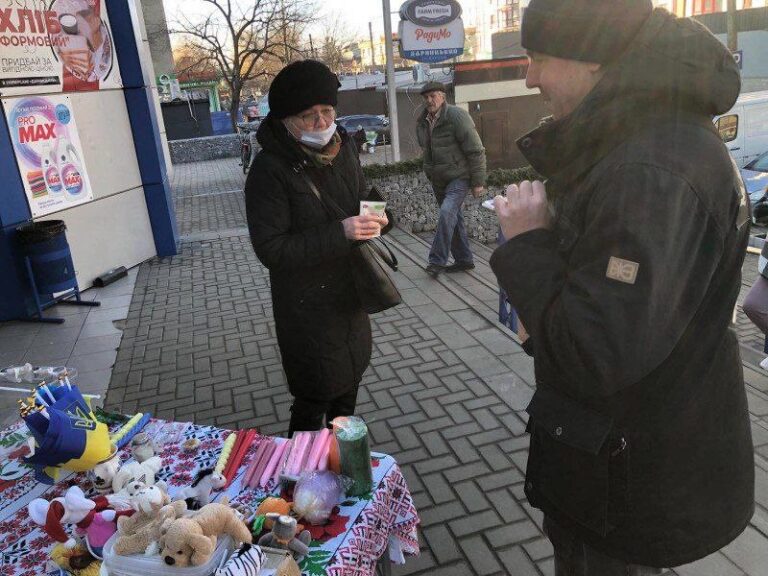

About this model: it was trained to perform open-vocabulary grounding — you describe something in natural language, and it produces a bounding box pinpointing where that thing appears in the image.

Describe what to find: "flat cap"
[420,81,446,95]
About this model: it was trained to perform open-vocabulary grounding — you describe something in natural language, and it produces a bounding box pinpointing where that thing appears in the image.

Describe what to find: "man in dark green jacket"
[491,0,753,573]
[416,82,486,277]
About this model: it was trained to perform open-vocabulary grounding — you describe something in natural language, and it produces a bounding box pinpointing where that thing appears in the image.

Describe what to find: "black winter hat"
[268,60,341,119]
[521,0,652,65]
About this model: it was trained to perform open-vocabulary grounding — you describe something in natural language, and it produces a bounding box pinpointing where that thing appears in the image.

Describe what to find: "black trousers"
[545,518,670,576]
[287,387,359,437]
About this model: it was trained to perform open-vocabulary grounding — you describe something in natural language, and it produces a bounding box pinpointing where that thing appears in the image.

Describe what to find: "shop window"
[716,114,738,142]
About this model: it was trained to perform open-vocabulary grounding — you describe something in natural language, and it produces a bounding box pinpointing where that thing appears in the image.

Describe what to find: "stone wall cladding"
[371,172,504,244]
[170,135,243,164]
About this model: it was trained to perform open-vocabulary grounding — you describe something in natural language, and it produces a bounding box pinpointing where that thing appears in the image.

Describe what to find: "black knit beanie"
[268,60,341,119]
[521,0,652,64]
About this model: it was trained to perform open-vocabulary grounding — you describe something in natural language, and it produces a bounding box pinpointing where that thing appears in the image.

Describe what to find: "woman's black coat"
[245,115,377,400]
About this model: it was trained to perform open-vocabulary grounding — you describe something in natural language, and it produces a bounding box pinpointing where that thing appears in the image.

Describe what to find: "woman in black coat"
[244,61,388,435]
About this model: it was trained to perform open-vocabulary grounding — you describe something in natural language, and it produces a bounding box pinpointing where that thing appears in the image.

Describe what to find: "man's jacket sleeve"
[245,162,350,272]
[454,109,487,188]
[490,163,725,399]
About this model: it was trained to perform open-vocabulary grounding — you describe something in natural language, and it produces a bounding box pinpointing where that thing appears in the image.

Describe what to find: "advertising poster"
[3,94,93,217]
[398,0,465,63]
[0,0,122,96]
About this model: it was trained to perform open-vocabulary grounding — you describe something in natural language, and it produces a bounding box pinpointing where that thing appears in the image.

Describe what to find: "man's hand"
[471,186,484,199]
[342,215,388,240]
[494,180,551,240]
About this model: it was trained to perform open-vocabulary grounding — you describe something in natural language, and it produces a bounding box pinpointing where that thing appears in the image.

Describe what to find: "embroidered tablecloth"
[0,418,420,576]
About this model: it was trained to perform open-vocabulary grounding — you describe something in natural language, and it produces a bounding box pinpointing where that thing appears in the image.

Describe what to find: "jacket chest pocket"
[525,387,629,536]
[554,215,580,257]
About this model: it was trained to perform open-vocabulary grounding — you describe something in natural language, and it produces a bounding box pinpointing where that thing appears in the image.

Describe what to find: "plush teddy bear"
[111,457,163,501]
[114,484,186,556]
[159,499,253,567]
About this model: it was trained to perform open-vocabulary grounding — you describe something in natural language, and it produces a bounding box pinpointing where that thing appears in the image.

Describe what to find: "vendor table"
[0,418,419,576]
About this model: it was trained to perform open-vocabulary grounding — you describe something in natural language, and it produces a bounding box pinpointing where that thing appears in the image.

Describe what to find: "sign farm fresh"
[398,0,465,63]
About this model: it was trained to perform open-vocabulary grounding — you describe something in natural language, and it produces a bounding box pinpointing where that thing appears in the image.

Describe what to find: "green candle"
[332,416,373,497]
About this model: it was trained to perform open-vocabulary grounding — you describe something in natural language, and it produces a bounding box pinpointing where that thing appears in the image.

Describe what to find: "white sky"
[161,0,399,44]
[161,0,479,46]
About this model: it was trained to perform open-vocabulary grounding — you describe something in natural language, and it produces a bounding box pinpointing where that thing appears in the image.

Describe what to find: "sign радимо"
[398,0,465,63]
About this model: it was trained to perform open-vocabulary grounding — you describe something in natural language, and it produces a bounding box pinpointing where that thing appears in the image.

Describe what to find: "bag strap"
[299,171,399,272]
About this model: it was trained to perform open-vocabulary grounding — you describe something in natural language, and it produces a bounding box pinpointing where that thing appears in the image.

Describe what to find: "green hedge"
[362,157,424,179]
[363,158,540,186]
[486,166,541,187]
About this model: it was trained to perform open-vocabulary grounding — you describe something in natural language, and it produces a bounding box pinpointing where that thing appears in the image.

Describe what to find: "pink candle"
[317,431,334,471]
[240,438,265,487]
[306,429,331,472]
[273,439,293,483]
[249,441,276,488]
[259,440,288,488]
[243,440,271,488]
[289,432,312,476]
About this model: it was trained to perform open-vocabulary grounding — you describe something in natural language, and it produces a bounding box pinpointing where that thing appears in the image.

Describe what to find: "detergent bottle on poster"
[56,138,86,199]
[41,142,63,196]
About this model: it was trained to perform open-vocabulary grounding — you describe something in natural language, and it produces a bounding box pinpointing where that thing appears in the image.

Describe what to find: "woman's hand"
[342,215,387,240]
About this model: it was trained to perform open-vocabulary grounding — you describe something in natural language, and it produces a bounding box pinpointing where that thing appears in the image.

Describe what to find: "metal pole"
[369,22,377,70]
[382,0,400,162]
[727,0,738,52]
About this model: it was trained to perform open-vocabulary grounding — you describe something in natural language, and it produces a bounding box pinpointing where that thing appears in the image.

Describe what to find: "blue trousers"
[429,178,473,266]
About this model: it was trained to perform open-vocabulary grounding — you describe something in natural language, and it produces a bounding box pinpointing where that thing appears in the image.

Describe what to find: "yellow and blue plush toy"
[22,381,115,484]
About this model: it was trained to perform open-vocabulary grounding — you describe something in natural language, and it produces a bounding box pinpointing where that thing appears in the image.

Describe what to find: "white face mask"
[298,122,337,149]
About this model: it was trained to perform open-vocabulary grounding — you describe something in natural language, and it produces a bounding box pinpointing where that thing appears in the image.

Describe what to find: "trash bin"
[16,220,77,295]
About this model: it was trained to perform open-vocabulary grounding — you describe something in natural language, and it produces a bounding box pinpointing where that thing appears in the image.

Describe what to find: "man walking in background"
[416,82,486,278]
[490,1,753,573]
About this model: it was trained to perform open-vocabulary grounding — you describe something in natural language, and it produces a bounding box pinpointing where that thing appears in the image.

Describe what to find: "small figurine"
[257,513,311,562]
[176,468,226,510]
[130,433,156,463]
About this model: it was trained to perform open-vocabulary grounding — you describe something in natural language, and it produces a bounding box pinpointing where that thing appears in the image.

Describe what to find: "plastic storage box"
[100,533,234,576]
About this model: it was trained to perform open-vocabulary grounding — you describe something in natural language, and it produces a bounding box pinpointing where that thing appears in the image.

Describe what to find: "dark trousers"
[287,388,359,437]
[545,518,670,576]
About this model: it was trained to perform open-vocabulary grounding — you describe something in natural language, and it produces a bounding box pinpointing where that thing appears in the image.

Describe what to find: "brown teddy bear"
[159,499,252,567]
[114,484,187,556]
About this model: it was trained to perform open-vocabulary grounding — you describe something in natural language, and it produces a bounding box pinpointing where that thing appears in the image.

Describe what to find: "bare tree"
[315,15,355,73]
[172,0,314,131]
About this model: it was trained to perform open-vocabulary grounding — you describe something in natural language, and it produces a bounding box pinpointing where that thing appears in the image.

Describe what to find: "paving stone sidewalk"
[103,158,768,576]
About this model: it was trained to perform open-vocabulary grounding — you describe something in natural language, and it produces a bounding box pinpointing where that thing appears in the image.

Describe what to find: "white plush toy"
[111,457,163,500]
[91,452,121,494]
[175,468,226,510]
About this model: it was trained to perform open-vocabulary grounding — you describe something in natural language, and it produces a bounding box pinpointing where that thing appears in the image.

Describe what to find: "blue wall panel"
[107,0,178,257]
[0,95,34,320]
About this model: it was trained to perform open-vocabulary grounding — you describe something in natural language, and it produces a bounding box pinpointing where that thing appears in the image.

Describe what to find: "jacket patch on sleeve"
[606,256,639,285]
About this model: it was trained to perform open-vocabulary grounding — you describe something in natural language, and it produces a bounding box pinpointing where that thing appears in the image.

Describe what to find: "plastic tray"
[101,533,234,576]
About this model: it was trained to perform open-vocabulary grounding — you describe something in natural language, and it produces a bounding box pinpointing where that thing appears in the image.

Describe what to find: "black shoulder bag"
[299,172,402,314]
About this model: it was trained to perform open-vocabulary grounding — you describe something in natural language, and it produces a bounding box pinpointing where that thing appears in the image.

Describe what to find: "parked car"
[742,150,768,224]
[337,115,390,145]
[714,90,768,167]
